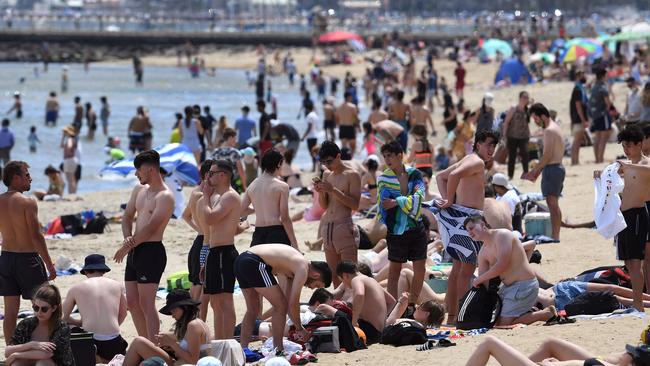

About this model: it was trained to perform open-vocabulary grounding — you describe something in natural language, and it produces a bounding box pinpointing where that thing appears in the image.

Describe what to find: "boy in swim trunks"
[114,150,175,341]
[466,215,555,325]
[335,92,360,154]
[314,141,361,288]
[377,140,427,304]
[242,149,298,249]
[234,244,332,352]
[435,129,498,324]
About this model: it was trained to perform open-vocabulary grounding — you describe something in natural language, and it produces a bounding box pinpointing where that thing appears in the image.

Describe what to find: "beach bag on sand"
[456,282,502,330]
[60,214,84,236]
[564,291,620,316]
[380,320,427,346]
[166,271,191,291]
[83,211,108,234]
[576,265,632,289]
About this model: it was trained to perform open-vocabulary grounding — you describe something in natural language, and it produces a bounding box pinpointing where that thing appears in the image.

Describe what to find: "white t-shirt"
[627,89,642,121]
[496,189,520,215]
[305,111,320,139]
[593,162,626,239]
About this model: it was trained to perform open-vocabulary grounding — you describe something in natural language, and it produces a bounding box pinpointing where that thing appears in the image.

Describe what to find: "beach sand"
[1,49,645,364]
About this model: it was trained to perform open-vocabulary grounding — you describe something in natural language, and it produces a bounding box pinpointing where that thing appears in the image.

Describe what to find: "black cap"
[158,289,201,315]
[80,254,111,275]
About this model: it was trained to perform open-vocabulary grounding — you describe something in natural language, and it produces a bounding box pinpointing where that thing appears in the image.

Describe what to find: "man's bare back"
[484,198,513,230]
[368,110,388,125]
[65,277,126,335]
[388,101,409,122]
[336,103,359,126]
[411,104,431,126]
[349,275,387,332]
[245,174,288,227]
[247,244,307,278]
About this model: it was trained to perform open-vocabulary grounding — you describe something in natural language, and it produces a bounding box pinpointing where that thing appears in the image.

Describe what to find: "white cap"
[491,173,512,189]
[270,119,280,127]
[265,357,291,366]
[196,356,222,366]
[365,154,380,164]
[484,92,494,106]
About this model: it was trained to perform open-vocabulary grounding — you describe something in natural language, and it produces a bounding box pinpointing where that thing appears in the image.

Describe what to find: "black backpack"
[331,311,366,352]
[564,291,620,316]
[83,212,109,234]
[60,214,85,236]
[456,282,502,330]
[380,319,427,346]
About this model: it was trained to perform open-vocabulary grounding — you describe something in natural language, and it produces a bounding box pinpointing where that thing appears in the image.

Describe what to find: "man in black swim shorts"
[114,150,174,341]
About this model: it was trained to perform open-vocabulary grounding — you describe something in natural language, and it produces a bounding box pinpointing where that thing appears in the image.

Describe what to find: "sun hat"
[80,254,111,275]
[63,125,77,136]
[483,92,494,107]
[158,289,201,315]
[491,173,513,189]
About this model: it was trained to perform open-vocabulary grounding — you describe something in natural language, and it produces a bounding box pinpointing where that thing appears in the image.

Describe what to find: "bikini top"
[179,331,211,352]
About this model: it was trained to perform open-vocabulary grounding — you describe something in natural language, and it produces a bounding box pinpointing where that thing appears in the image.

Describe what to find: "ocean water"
[0,62,366,193]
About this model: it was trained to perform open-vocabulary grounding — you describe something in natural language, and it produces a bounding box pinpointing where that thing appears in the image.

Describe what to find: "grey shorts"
[541,164,565,197]
[499,278,539,318]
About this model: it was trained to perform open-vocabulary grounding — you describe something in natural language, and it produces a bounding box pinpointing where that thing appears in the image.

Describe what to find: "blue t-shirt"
[235,116,256,145]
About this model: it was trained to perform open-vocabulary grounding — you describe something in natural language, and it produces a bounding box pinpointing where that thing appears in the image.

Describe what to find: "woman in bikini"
[408,124,434,179]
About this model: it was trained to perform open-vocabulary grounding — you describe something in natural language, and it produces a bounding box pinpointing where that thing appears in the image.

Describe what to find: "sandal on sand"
[416,339,456,351]
[544,315,576,326]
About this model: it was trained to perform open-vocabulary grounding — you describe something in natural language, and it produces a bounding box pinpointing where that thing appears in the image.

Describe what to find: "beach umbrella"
[99,143,200,185]
[480,39,513,58]
[529,52,556,64]
[318,31,363,44]
[560,40,603,63]
[550,38,566,52]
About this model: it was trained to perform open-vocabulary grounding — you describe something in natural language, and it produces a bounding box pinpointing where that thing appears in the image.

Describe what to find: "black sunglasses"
[32,304,51,313]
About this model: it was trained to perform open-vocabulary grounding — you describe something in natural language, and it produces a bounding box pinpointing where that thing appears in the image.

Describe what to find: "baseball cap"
[484,92,494,107]
[491,173,513,189]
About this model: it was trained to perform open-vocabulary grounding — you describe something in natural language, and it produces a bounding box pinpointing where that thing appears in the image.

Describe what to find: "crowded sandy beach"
[2,9,650,365]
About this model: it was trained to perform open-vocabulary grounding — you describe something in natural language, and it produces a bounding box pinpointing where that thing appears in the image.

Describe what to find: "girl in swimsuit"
[123,289,212,366]
[360,155,380,210]
[408,124,434,178]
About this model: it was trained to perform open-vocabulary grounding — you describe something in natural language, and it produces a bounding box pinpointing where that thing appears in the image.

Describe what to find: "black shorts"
[251,225,291,246]
[307,138,318,154]
[541,164,565,197]
[187,235,204,286]
[358,319,381,345]
[339,125,356,140]
[617,207,649,261]
[204,245,239,294]
[324,119,335,130]
[234,251,277,289]
[590,115,612,132]
[0,251,47,299]
[124,242,167,284]
[95,335,128,362]
[386,223,428,263]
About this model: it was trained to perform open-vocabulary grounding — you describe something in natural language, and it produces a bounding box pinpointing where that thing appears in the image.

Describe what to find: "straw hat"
[62,125,76,136]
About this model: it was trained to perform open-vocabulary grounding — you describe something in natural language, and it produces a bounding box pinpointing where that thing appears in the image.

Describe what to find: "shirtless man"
[378,140,427,304]
[198,160,241,339]
[114,150,175,340]
[0,161,55,344]
[368,99,389,126]
[62,254,128,363]
[595,124,650,311]
[181,159,212,319]
[45,92,59,126]
[235,244,332,352]
[314,141,361,287]
[128,106,152,154]
[435,129,498,324]
[387,89,410,150]
[410,96,435,136]
[72,96,83,132]
[522,103,565,240]
[242,149,298,250]
[61,125,78,194]
[373,119,404,146]
[335,92,360,154]
[466,215,554,325]
[322,98,336,142]
[336,261,387,345]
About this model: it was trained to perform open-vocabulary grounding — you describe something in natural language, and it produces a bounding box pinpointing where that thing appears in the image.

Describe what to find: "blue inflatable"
[495,58,533,84]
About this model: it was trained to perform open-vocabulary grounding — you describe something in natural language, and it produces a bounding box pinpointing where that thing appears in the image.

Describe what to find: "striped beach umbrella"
[99,143,200,185]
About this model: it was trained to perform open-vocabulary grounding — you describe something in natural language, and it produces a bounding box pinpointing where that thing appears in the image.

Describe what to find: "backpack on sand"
[456,282,502,330]
[380,319,427,346]
[564,291,620,316]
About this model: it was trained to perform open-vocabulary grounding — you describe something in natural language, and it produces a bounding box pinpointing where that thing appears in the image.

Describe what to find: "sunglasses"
[32,304,51,313]
[208,170,226,177]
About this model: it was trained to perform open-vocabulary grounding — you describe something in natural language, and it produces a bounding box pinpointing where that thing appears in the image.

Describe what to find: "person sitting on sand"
[235,244,332,353]
[335,261,390,345]
[123,289,212,366]
[537,279,650,312]
[465,215,555,325]
[5,284,74,366]
[33,165,65,201]
[385,291,445,328]
[466,334,648,366]
[62,254,128,364]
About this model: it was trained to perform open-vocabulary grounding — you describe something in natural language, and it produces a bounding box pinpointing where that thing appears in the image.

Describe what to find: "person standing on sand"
[181,160,213,320]
[0,161,56,344]
[569,70,589,165]
[198,160,242,339]
[235,244,332,353]
[589,68,613,164]
[454,61,466,98]
[62,254,128,363]
[335,91,360,155]
[434,130,498,324]
[377,141,427,305]
[387,90,411,151]
[45,91,59,126]
[501,91,531,180]
[594,125,650,312]
[314,141,361,288]
[61,125,78,194]
[410,96,436,136]
[522,103,566,241]
[368,98,389,126]
[114,150,175,341]
[241,149,299,250]
[322,98,337,142]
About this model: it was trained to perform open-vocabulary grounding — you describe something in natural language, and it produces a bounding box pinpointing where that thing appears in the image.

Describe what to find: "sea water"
[0,62,369,193]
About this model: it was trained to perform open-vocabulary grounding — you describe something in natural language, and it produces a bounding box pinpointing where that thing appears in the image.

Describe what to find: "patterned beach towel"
[377,167,425,235]
[428,203,483,264]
